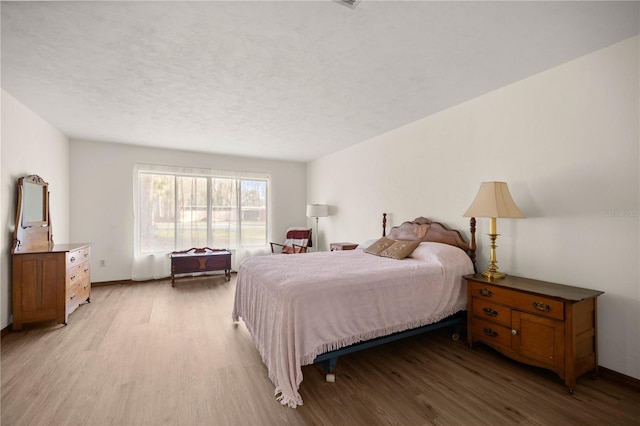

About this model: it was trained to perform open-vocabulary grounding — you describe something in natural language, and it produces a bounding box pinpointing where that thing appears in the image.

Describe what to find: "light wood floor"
[2,275,639,426]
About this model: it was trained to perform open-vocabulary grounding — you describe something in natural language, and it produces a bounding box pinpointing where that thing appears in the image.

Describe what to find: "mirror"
[22,180,47,224]
[12,175,52,253]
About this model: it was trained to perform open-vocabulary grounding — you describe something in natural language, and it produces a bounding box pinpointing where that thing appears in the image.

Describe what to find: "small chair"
[270,227,312,254]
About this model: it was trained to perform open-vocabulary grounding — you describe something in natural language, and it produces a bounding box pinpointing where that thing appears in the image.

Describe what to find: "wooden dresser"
[465,273,603,393]
[13,244,91,330]
[11,176,92,331]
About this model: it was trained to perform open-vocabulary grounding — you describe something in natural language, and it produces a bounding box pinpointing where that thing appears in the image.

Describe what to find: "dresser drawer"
[77,277,91,301]
[67,246,90,268]
[80,262,90,279]
[471,298,511,327]
[470,318,512,349]
[67,263,85,288]
[469,281,564,320]
[66,274,90,313]
[66,281,82,314]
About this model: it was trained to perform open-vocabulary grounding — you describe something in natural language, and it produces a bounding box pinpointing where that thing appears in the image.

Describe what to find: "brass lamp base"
[481,269,506,280]
[482,233,506,280]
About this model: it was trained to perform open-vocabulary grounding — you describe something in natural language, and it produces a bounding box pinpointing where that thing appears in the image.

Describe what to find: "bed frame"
[314,213,477,381]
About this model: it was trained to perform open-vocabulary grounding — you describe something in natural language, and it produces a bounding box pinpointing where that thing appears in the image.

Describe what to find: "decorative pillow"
[380,240,421,260]
[364,237,396,255]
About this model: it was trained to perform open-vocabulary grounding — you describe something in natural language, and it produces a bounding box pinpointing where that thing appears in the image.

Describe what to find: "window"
[135,165,268,254]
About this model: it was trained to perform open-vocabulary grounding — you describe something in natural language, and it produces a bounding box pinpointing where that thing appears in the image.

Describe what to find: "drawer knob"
[70,275,76,280]
[84,284,89,289]
[511,329,518,335]
[482,308,498,317]
[482,327,498,338]
[479,288,493,297]
[70,294,76,300]
[532,301,552,312]
[70,257,76,262]
[84,253,89,257]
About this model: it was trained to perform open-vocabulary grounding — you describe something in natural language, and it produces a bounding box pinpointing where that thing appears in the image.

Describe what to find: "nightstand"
[330,242,358,251]
[464,273,603,394]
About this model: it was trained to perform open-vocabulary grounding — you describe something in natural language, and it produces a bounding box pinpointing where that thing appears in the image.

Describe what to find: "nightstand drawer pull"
[70,256,76,262]
[479,288,493,297]
[532,301,552,312]
[482,308,498,317]
[70,275,77,280]
[482,327,498,338]
[70,294,76,300]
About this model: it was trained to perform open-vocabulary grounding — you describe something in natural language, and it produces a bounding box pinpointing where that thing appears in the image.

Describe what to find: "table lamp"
[463,182,523,279]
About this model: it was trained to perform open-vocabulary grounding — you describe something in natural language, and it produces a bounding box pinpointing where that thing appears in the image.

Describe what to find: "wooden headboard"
[382,213,476,269]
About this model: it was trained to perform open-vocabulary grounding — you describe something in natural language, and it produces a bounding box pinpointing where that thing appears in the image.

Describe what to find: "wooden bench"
[170,247,231,287]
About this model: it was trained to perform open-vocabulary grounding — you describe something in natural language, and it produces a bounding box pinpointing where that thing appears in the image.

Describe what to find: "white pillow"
[408,242,470,266]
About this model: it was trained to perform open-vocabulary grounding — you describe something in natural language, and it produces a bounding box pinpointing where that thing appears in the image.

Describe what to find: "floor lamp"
[306,204,329,251]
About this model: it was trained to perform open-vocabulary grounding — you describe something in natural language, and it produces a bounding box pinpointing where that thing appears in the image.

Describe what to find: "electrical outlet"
[99,259,106,267]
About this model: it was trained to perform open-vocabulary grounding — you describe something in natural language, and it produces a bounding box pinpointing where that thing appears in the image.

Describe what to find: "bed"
[232,214,477,408]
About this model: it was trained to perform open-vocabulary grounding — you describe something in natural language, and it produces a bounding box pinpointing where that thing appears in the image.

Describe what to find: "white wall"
[1,89,71,330]
[307,36,640,380]
[69,140,306,282]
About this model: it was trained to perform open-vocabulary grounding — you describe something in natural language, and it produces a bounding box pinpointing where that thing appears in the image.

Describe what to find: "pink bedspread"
[232,242,474,408]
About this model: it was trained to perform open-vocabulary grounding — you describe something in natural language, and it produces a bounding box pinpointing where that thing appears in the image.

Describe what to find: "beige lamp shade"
[463,182,523,219]
[306,204,329,218]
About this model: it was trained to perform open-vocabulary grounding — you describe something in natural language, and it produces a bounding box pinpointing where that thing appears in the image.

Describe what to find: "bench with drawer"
[170,247,231,287]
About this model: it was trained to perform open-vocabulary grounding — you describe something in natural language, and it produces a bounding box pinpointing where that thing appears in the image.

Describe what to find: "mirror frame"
[20,176,49,227]
[12,175,53,253]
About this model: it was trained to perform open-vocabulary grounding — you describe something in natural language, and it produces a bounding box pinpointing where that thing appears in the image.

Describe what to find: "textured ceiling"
[2,1,639,162]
